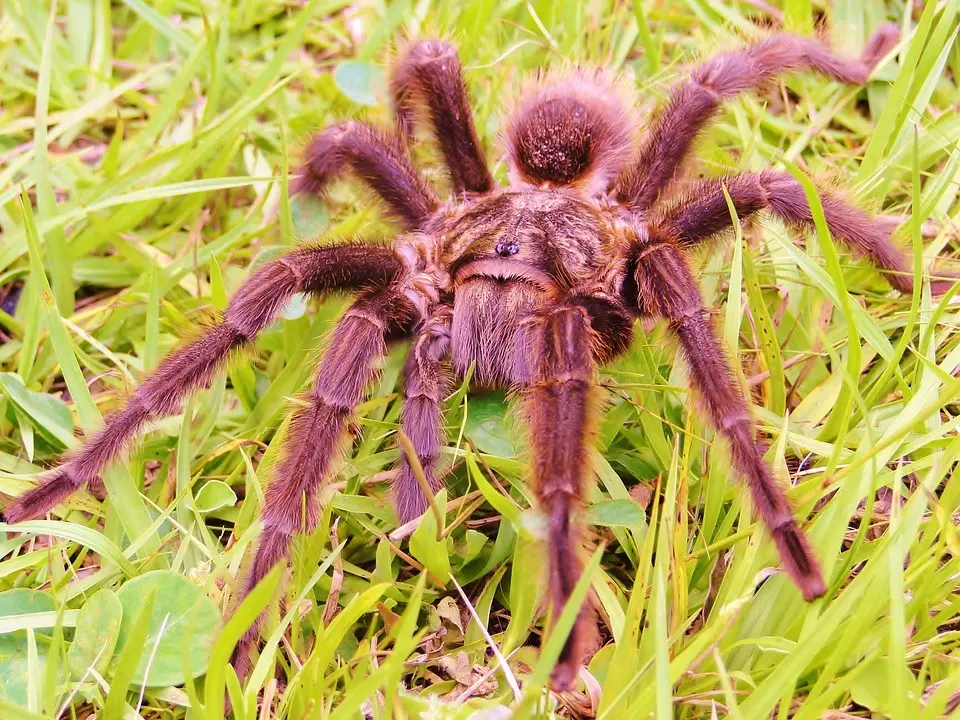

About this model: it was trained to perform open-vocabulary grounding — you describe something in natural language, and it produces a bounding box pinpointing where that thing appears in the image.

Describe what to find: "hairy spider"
[4,26,955,690]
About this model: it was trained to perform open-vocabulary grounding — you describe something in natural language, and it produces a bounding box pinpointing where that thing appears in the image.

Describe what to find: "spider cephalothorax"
[5,25,955,691]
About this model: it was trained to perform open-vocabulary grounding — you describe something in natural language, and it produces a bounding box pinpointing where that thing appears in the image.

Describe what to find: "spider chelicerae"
[4,25,956,690]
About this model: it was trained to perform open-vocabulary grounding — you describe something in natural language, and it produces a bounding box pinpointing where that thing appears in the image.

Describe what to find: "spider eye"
[495,239,521,256]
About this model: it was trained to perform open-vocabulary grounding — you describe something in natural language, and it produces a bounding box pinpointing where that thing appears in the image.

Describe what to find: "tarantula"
[4,25,955,690]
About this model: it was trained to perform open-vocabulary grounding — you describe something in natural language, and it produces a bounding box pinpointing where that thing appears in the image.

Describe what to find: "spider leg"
[523,301,599,691]
[657,170,956,295]
[232,288,419,677]
[295,122,439,229]
[1,243,405,524]
[391,39,494,195]
[394,305,453,522]
[625,229,826,601]
[616,24,899,211]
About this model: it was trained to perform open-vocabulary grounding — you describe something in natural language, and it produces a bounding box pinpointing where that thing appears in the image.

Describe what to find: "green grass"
[1,0,959,717]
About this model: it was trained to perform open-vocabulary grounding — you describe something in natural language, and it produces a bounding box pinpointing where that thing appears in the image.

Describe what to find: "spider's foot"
[550,661,579,693]
[775,523,827,601]
[930,269,960,297]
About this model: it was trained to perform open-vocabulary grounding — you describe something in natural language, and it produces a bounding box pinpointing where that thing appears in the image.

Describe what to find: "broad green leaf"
[333,61,381,106]
[0,373,73,449]
[291,194,329,239]
[104,588,153,717]
[67,589,122,678]
[585,498,646,529]
[409,490,451,584]
[0,590,56,638]
[115,571,219,686]
[464,392,516,458]
[0,590,55,707]
[194,480,238,514]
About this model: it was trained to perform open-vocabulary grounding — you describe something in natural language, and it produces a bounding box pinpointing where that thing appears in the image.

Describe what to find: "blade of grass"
[33,0,72,315]
[204,566,282,720]
[784,162,861,466]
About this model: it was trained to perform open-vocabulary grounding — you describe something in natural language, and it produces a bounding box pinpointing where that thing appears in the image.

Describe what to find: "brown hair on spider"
[5,20,956,693]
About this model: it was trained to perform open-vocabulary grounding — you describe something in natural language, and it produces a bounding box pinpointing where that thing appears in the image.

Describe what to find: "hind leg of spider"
[231,289,418,678]
[393,306,453,523]
[657,170,957,295]
[522,301,600,691]
[295,122,438,229]
[391,40,493,195]
[616,24,899,211]
[626,230,826,600]
[1,243,406,525]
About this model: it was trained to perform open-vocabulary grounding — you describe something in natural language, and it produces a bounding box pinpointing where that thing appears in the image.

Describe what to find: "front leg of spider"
[296,121,439,228]
[394,307,454,523]
[231,289,420,677]
[655,171,959,296]
[1,243,408,525]
[523,303,601,691]
[624,227,827,600]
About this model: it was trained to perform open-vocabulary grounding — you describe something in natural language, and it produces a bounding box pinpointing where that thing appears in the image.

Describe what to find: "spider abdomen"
[506,68,636,196]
